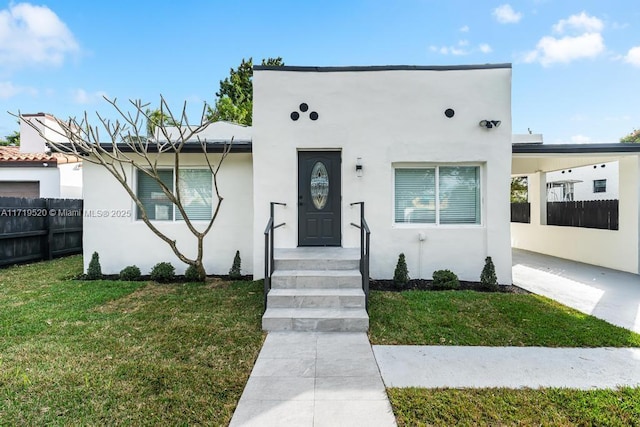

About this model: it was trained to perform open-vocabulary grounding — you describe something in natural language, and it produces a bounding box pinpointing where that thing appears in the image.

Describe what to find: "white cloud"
[430,42,492,56]
[0,81,37,99]
[571,135,592,143]
[553,11,603,34]
[72,89,108,104]
[625,46,640,67]
[0,2,79,69]
[493,4,522,24]
[459,25,469,33]
[525,33,604,66]
[523,12,605,66]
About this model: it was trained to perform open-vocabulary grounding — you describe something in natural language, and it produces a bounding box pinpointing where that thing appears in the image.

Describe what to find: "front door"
[298,151,341,246]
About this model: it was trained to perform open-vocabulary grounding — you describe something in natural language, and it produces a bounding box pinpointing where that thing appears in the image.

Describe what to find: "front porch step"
[262,307,369,332]
[271,269,362,289]
[267,288,365,309]
[274,247,360,271]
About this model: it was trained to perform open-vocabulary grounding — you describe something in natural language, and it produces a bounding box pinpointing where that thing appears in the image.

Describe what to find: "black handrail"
[264,202,286,311]
[350,202,371,311]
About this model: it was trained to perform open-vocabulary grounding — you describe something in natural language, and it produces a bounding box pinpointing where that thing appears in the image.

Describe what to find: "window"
[137,169,212,221]
[593,179,606,193]
[395,166,480,225]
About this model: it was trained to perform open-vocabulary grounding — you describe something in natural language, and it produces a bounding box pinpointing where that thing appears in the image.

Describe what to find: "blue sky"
[1,0,639,143]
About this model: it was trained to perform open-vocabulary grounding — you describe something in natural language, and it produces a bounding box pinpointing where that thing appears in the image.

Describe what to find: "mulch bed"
[369,279,530,294]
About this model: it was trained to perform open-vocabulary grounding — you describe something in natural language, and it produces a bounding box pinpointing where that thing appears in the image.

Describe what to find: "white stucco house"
[0,113,82,199]
[81,64,513,287]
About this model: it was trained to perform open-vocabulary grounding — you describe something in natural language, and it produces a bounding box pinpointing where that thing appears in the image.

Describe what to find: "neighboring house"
[0,113,82,198]
[82,64,513,283]
[512,143,640,274]
[546,161,618,202]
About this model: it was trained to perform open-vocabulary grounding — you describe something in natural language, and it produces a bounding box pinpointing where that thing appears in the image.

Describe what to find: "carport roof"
[513,143,640,155]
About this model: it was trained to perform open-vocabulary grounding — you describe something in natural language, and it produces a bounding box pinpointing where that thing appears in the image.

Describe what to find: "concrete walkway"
[230,332,397,427]
[373,346,640,389]
[512,249,640,333]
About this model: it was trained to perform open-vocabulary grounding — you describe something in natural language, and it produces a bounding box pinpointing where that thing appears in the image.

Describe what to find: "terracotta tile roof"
[0,146,81,164]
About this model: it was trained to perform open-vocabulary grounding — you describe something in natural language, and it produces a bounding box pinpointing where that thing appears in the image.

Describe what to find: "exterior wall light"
[356,157,363,177]
[479,120,501,129]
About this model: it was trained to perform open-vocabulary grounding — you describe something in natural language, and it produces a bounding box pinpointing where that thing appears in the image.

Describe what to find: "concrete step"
[267,288,366,309]
[262,307,369,332]
[271,269,362,289]
[274,257,360,271]
[274,247,361,271]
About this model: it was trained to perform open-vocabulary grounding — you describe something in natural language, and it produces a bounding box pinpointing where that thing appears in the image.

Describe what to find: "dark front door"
[298,151,341,246]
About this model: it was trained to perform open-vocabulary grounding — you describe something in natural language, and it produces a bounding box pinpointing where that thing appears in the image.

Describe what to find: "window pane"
[439,166,480,224]
[395,169,436,223]
[593,179,606,193]
[176,169,212,221]
[137,170,174,220]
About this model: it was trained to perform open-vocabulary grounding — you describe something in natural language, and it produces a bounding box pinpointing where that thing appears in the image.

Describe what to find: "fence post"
[45,199,53,260]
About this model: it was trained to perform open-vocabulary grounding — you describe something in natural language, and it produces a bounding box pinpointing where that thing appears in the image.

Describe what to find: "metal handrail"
[264,202,286,311]
[350,202,371,311]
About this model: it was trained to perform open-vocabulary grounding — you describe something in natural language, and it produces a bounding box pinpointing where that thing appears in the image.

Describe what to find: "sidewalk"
[230,332,397,427]
[373,346,640,389]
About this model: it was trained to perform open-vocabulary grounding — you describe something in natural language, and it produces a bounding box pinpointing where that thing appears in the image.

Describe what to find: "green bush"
[86,252,102,280]
[119,265,141,281]
[393,253,409,287]
[229,251,242,280]
[185,264,203,282]
[150,262,175,283]
[480,256,499,291]
[432,269,459,290]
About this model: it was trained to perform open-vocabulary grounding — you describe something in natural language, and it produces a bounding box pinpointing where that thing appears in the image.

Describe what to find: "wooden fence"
[510,202,531,223]
[0,197,83,267]
[547,200,618,230]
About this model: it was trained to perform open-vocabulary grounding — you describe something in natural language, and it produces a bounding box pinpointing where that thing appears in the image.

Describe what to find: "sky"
[0,0,639,144]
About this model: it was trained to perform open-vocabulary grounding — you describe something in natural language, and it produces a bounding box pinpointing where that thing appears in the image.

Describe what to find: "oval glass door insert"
[310,161,329,210]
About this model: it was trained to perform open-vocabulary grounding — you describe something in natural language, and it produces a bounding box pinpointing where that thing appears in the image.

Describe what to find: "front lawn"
[370,290,640,425]
[0,256,264,425]
[369,290,640,347]
[389,387,640,426]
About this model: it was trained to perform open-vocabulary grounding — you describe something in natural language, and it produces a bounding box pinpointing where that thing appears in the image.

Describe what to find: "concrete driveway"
[512,249,640,333]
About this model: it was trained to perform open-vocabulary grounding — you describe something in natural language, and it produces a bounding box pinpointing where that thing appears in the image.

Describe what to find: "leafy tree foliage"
[146,108,177,138]
[1,131,20,146]
[511,176,528,203]
[620,128,640,143]
[206,57,284,125]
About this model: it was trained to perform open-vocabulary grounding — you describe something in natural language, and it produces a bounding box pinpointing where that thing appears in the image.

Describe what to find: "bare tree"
[15,96,232,280]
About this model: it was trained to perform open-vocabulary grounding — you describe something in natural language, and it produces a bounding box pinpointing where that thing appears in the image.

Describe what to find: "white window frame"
[135,167,213,222]
[392,163,483,227]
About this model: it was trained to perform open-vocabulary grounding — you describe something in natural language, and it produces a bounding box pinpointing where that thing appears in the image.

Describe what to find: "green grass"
[0,256,264,425]
[371,290,640,425]
[369,290,640,347]
[389,387,640,426]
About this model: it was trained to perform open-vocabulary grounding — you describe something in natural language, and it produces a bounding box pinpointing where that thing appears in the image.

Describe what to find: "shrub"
[86,251,102,280]
[119,265,141,281]
[393,253,409,287]
[229,251,242,280]
[432,269,459,290]
[480,256,499,291]
[150,262,175,283]
[185,264,203,282]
